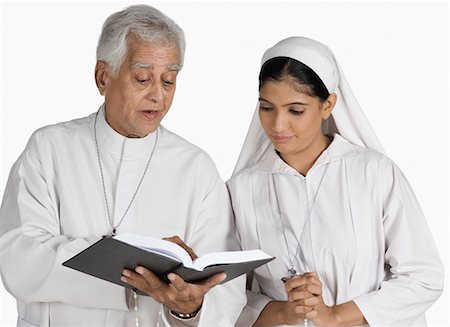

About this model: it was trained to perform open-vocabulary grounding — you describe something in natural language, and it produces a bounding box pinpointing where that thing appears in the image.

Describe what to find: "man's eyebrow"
[129,61,181,71]
[129,61,152,69]
[168,64,182,71]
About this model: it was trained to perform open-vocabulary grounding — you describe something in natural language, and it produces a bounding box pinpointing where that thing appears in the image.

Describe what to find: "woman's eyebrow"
[283,101,308,106]
[259,97,308,106]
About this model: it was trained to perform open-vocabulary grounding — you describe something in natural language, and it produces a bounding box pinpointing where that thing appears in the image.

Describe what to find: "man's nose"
[146,80,164,103]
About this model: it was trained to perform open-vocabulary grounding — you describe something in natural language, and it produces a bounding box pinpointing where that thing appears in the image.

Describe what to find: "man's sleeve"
[0,146,128,311]
[162,170,247,326]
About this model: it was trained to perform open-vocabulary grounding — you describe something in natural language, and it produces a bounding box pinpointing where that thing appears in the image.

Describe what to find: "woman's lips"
[271,135,293,144]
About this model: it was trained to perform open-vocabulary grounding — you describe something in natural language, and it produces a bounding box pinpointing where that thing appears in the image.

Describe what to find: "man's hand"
[163,235,198,260]
[121,267,226,314]
[120,235,224,314]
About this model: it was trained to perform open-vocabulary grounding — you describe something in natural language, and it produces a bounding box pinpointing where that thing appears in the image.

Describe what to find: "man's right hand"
[121,266,226,315]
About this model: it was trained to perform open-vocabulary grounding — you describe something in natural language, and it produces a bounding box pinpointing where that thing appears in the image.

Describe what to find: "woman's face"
[258,75,334,159]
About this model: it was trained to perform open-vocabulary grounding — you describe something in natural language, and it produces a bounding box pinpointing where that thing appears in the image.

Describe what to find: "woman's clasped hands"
[284,272,338,327]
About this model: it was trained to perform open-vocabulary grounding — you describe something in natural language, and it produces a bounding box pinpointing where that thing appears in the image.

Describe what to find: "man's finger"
[167,273,189,293]
[164,236,198,260]
[135,266,164,289]
[198,272,227,290]
[121,269,149,291]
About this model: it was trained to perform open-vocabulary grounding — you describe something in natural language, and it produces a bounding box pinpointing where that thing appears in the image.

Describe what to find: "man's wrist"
[170,304,202,320]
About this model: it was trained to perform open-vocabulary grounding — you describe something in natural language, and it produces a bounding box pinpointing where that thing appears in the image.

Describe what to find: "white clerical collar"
[95,104,159,159]
[251,133,361,176]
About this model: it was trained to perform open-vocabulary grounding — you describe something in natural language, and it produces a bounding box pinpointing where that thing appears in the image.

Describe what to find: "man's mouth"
[141,110,160,120]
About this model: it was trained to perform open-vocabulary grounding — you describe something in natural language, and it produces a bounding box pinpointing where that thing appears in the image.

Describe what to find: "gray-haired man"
[0,5,245,326]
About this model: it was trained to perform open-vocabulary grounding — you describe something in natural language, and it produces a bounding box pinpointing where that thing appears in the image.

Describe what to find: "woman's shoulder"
[333,134,392,167]
[334,136,403,182]
[227,160,270,193]
[228,167,257,188]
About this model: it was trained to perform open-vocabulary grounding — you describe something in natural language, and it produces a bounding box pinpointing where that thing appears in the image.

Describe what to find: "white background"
[1,1,448,325]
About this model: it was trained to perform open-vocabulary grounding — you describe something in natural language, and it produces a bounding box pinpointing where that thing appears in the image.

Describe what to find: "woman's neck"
[280,134,332,176]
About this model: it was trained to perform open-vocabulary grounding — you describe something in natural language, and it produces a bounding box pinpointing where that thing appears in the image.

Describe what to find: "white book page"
[114,233,193,267]
[192,249,272,271]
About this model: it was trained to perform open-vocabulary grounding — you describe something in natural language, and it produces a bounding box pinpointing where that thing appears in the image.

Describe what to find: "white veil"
[232,37,384,176]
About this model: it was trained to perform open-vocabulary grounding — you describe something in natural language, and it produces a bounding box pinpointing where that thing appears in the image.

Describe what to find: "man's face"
[97,35,181,137]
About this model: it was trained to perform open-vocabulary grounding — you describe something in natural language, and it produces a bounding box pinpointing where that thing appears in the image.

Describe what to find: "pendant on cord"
[281,268,297,283]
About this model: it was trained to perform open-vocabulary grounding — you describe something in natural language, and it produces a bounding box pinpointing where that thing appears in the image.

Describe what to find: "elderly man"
[0,4,245,326]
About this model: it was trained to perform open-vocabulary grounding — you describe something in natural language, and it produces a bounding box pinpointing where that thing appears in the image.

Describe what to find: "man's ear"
[95,61,110,96]
[322,92,337,120]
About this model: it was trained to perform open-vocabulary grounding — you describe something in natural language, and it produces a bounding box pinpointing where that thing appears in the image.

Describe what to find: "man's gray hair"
[96,4,186,76]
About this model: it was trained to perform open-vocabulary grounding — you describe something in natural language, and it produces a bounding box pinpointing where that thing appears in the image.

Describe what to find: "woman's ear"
[95,61,110,96]
[322,93,337,120]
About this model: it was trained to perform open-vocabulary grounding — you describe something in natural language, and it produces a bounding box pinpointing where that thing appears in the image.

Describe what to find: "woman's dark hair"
[259,57,330,102]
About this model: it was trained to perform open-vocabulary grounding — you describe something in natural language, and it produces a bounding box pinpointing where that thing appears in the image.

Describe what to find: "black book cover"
[62,236,274,290]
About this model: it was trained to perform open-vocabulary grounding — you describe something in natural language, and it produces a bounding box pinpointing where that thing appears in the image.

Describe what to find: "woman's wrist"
[254,301,289,326]
[330,302,367,327]
[278,301,291,324]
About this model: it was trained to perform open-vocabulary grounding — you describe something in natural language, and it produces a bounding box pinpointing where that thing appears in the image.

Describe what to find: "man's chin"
[134,124,160,138]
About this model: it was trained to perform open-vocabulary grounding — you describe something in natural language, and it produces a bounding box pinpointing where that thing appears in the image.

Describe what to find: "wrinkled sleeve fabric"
[234,280,272,326]
[0,134,128,311]
[161,157,246,326]
[353,158,444,326]
[227,177,273,326]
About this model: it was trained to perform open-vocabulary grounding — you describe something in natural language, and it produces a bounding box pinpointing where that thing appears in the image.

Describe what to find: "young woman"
[227,37,444,327]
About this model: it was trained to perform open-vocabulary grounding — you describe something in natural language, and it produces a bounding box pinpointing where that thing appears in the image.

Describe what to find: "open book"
[63,233,274,289]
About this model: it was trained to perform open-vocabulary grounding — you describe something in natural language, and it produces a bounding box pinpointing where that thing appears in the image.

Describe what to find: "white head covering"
[232,36,384,176]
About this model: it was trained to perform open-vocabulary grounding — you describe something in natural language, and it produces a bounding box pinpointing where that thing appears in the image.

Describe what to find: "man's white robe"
[0,107,245,326]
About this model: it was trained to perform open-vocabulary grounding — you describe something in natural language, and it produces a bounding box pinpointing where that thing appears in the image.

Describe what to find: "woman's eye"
[259,106,273,112]
[289,109,304,116]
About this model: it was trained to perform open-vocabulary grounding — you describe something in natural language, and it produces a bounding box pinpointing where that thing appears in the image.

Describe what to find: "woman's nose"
[273,112,289,133]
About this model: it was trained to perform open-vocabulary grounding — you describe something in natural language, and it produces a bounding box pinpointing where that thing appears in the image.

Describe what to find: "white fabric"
[233,36,384,176]
[0,106,246,326]
[228,134,444,326]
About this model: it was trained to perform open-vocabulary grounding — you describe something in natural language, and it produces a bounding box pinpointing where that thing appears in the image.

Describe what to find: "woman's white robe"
[227,134,443,326]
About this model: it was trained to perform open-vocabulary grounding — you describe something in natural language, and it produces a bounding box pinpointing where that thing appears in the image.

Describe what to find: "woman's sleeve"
[235,272,273,327]
[353,158,444,325]
[0,143,128,311]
